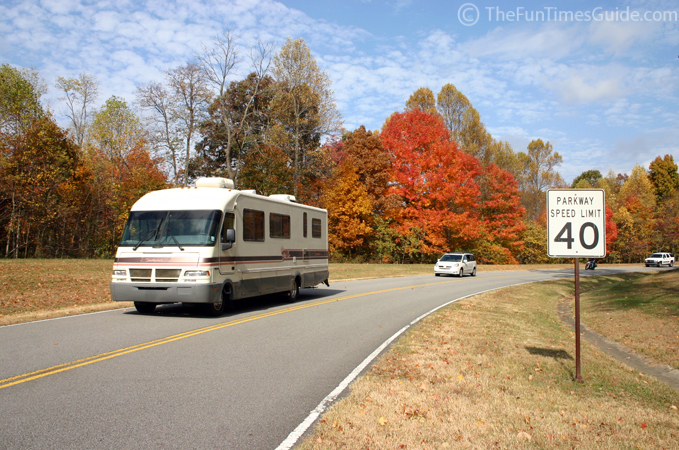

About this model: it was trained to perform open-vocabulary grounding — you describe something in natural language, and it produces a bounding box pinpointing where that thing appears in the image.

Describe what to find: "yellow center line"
[0,274,521,390]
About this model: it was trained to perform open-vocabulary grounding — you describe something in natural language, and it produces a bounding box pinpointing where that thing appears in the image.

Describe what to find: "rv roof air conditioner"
[195,177,235,189]
[269,194,297,203]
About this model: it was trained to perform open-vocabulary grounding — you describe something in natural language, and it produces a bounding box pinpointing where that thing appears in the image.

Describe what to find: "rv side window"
[270,213,290,239]
[303,212,308,238]
[312,218,322,238]
[243,209,265,242]
[221,212,235,243]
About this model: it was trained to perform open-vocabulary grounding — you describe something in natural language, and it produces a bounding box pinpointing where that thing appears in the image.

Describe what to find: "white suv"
[434,253,477,277]
[644,253,675,267]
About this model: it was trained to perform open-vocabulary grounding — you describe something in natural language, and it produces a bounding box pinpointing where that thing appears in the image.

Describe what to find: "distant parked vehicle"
[644,253,675,267]
[434,253,477,277]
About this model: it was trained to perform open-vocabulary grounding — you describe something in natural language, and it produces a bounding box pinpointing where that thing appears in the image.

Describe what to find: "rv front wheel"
[203,285,232,317]
[134,302,156,314]
[203,299,226,317]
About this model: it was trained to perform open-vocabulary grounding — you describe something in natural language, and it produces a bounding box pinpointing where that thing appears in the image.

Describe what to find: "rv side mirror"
[222,228,236,250]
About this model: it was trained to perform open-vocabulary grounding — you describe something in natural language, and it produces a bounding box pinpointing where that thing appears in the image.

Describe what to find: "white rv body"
[110,178,329,315]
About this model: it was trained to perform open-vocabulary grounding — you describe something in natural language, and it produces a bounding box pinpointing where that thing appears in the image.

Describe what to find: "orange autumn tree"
[87,96,167,255]
[476,163,526,263]
[381,109,483,260]
[320,126,403,261]
[322,158,374,257]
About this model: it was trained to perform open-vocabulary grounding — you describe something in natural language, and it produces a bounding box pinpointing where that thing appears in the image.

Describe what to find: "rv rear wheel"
[288,278,299,301]
[134,302,156,314]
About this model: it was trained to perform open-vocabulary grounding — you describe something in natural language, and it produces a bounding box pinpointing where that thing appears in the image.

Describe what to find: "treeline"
[1,34,678,263]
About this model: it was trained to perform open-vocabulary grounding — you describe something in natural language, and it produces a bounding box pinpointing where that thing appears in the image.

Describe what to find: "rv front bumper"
[110,282,223,304]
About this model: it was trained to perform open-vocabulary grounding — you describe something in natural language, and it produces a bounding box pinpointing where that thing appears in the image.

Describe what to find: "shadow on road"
[123,287,346,319]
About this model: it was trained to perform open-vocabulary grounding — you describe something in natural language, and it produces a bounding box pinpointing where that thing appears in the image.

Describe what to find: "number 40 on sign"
[547,189,606,258]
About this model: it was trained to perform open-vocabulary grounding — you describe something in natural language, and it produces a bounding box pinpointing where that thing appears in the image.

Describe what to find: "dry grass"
[328,263,575,281]
[580,270,679,370]
[0,259,130,326]
[297,280,679,450]
[0,260,578,326]
[0,259,650,328]
[329,262,639,281]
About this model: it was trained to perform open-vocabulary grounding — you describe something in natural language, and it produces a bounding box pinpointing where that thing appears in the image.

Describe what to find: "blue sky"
[1,0,678,183]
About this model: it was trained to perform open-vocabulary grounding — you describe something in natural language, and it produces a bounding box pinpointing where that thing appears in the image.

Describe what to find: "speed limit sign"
[547,189,606,258]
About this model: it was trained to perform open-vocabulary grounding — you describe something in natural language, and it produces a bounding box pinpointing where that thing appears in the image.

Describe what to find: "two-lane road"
[0,266,656,449]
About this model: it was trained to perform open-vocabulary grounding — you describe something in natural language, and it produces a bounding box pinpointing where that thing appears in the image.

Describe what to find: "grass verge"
[0,260,575,326]
[0,259,645,328]
[296,277,679,449]
[579,270,679,370]
[0,259,130,326]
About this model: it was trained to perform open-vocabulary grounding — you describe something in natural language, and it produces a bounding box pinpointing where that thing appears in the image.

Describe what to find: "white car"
[644,253,674,267]
[434,252,477,277]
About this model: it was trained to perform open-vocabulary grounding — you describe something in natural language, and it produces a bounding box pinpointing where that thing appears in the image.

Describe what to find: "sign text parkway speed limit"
[547,189,606,258]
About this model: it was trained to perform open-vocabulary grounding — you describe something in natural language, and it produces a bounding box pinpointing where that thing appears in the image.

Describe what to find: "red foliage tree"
[381,109,482,258]
[605,204,618,248]
[476,163,526,263]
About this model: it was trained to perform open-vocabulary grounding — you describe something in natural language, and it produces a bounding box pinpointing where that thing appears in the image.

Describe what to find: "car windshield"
[440,254,462,262]
[650,253,664,258]
[119,210,222,247]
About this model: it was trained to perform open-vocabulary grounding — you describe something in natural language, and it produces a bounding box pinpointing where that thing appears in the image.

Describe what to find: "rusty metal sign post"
[547,189,606,383]
[573,258,582,381]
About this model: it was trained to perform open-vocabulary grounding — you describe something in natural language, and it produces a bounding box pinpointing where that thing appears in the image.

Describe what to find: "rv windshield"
[120,210,222,247]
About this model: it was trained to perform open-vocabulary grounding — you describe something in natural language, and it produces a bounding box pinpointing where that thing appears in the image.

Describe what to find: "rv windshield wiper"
[166,233,184,251]
[133,218,165,251]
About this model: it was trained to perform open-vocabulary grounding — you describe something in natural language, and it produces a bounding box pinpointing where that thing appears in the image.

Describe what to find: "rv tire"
[203,299,226,317]
[134,302,156,314]
[288,278,300,302]
[204,285,232,317]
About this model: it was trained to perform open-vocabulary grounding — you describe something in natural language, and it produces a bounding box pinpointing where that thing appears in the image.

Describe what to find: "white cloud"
[463,24,585,62]
[556,75,623,104]
[1,0,678,181]
[588,17,657,54]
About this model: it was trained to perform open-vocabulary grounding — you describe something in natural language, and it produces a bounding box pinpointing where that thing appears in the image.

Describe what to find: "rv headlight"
[184,270,210,277]
[183,270,211,282]
[111,269,127,282]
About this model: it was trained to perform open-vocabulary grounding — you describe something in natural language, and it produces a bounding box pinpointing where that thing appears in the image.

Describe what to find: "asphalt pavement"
[0,265,658,449]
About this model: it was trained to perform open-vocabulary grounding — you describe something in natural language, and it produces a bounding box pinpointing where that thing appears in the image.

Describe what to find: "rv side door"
[219,212,236,275]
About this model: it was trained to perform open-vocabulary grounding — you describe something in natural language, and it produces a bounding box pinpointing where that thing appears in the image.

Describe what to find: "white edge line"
[1,306,132,328]
[275,281,536,450]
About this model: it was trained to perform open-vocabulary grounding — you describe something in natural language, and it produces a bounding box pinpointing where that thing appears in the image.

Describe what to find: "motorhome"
[110,177,329,316]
